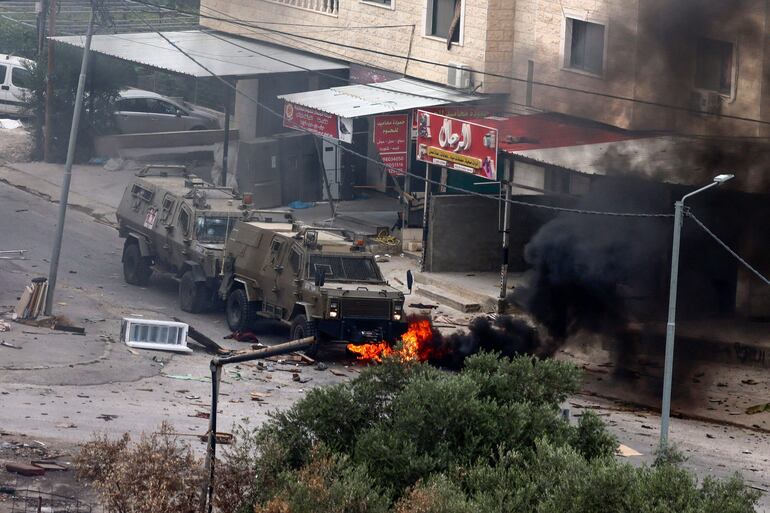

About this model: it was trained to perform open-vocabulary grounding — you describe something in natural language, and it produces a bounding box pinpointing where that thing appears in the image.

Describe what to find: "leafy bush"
[214,353,759,513]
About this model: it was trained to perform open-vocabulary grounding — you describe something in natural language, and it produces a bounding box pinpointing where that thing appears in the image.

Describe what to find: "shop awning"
[277,78,479,118]
[50,30,348,78]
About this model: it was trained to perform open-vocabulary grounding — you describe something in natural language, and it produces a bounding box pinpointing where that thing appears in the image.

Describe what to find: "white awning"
[278,78,479,118]
[50,30,347,78]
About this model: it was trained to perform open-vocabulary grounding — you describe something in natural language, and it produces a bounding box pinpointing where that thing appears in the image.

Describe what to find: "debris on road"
[224,330,260,343]
[199,432,233,445]
[31,460,68,471]
[746,403,770,415]
[0,341,21,349]
[0,250,26,260]
[616,444,642,457]
[250,392,271,402]
[5,462,45,477]
[96,414,118,422]
[0,319,11,332]
[121,317,192,354]
[174,318,228,354]
[13,277,47,320]
[409,302,438,309]
[164,374,211,383]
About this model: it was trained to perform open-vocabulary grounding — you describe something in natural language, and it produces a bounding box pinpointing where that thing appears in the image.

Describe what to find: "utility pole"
[420,162,431,272]
[221,81,232,186]
[43,0,56,162]
[36,0,48,57]
[44,9,96,316]
[498,158,512,313]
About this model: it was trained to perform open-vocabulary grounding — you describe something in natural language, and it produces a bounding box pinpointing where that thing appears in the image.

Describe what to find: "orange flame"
[347,319,435,363]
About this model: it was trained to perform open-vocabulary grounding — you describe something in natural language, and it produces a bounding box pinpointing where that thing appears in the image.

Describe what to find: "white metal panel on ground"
[122,317,192,353]
[50,30,347,78]
[278,78,479,118]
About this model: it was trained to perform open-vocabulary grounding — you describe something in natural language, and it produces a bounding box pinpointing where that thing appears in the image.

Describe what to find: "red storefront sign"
[415,110,498,180]
[411,105,503,136]
[373,114,409,176]
[283,101,339,140]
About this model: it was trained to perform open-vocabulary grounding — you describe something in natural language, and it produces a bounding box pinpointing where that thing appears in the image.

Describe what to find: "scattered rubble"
[5,462,45,477]
[13,278,47,321]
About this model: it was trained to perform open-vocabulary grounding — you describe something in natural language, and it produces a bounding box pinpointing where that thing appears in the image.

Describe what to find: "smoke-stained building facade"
[511,0,770,138]
[196,0,770,320]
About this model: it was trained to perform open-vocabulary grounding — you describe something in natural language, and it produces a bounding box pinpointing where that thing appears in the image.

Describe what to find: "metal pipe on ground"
[199,336,316,513]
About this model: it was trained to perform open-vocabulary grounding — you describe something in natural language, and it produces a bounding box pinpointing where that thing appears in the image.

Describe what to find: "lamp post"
[659,173,734,448]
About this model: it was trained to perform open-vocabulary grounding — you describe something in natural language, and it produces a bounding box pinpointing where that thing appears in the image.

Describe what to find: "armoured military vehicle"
[116,165,291,312]
[219,221,412,355]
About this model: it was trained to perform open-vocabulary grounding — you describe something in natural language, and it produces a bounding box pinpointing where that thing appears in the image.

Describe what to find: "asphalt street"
[0,180,768,510]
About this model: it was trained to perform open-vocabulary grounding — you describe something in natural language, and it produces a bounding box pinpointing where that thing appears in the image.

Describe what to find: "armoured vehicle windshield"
[308,255,383,283]
[194,215,239,243]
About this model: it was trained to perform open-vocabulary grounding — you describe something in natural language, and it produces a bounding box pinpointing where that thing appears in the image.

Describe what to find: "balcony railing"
[265,0,339,16]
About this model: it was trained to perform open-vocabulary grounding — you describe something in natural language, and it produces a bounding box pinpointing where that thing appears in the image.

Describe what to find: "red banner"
[415,110,498,180]
[373,114,408,176]
[411,105,504,136]
[283,102,338,140]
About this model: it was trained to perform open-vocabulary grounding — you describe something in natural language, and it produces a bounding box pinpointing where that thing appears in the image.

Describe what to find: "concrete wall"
[199,0,514,94]
[424,193,575,272]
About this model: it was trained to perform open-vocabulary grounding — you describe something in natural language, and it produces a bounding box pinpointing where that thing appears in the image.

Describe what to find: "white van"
[0,54,34,117]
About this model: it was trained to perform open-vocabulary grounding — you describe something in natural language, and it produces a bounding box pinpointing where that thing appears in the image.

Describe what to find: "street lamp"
[659,173,734,448]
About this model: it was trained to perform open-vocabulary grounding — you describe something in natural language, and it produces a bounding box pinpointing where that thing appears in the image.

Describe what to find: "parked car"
[0,54,33,117]
[113,89,220,134]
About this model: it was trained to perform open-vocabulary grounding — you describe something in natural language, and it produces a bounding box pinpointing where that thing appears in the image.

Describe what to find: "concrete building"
[200,0,770,137]
[511,0,770,137]
[195,0,769,319]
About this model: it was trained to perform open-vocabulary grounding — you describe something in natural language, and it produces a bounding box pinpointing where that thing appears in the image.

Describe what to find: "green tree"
[21,45,135,162]
[0,18,37,59]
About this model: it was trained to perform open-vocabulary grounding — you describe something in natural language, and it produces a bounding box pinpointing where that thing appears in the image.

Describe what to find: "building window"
[427,0,461,43]
[695,38,734,95]
[362,0,391,6]
[565,18,605,75]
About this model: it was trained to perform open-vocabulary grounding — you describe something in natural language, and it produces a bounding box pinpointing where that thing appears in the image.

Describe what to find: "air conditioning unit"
[692,91,722,115]
[447,63,472,89]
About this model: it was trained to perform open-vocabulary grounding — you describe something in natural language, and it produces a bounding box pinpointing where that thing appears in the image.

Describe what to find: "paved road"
[0,180,347,441]
[0,180,768,510]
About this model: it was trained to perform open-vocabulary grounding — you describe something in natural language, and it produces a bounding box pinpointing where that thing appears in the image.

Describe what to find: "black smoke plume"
[514,178,672,340]
[420,315,541,369]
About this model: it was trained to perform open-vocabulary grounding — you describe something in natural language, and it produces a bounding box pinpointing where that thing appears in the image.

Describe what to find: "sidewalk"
[0,161,130,223]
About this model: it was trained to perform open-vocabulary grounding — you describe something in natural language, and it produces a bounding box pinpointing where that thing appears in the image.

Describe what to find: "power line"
[200,29,474,105]
[135,0,770,127]
[125,8,676,220]
[198,3,542,117]
[687,210,770,286]
[127,0,414,30]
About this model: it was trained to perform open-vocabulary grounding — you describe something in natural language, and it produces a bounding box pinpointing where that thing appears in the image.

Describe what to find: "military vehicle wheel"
[179,271,209,313]
[226,288,257,332]
[290,314,319,357]
[123,242,152,286]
